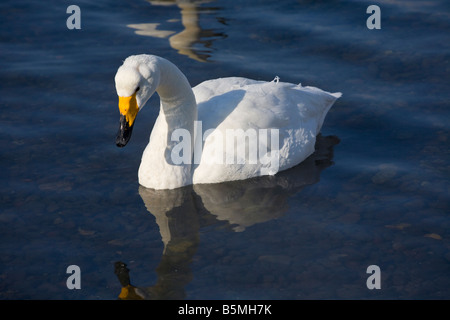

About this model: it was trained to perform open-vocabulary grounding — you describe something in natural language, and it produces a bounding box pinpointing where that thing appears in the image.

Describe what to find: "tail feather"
[316,91,341,133]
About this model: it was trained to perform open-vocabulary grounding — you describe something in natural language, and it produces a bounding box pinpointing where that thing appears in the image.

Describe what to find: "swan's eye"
[135,86,140,93]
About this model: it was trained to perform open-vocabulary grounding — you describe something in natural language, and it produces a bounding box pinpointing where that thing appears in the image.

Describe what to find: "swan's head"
[114,59,160,147]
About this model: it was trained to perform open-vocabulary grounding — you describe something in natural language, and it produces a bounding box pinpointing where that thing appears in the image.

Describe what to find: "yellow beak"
[118,92,139,126]
[116,92,139,147]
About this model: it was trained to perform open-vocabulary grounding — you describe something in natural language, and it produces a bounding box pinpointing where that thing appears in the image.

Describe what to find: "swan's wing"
[193,77,261,104]
[192,78,340,184]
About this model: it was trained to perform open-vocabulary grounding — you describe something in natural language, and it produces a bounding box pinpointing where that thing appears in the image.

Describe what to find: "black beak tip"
[116,140,126,148]
[116,132,132,148]
[116,115,134,148]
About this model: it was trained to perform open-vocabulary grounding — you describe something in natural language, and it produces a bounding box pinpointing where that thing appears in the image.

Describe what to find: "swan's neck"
[156,57,197,130]
[139,57,197,189]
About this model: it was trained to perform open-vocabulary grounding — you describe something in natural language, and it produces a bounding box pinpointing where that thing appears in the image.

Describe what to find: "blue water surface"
[0,0,449,299]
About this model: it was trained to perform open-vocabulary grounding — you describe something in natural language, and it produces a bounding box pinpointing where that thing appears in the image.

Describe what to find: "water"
[0,0,449,299]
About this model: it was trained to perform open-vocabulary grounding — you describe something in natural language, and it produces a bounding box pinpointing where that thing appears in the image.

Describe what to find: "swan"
[115,54,341,190]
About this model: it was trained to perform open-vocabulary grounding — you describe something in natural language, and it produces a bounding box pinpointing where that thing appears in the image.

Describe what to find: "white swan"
[115,54,341,190]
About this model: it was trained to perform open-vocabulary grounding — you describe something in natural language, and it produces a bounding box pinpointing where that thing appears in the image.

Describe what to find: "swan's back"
[191,77,341,184]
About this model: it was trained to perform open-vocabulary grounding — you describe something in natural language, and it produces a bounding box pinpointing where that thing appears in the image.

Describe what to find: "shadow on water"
[114,134,339,299]
[128,0,227,62]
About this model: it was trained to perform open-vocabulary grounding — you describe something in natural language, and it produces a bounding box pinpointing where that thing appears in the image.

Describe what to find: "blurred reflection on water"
[114,135,339,299]
[128,0,226,62]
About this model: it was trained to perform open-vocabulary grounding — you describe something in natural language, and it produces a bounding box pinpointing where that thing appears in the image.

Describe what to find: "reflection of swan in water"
[127,0,226,62]
[114,135,339,299]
